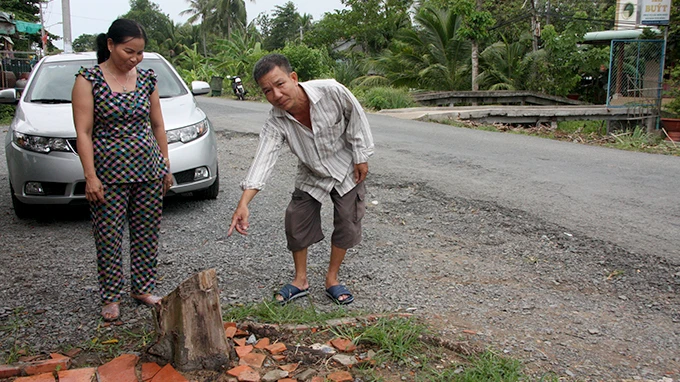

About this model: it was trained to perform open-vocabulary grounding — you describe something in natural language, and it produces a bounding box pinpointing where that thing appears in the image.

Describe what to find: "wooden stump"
[147,269,231,371]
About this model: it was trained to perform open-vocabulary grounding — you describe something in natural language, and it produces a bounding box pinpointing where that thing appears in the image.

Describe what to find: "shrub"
[0,105,15,124]
[355,86,415,110]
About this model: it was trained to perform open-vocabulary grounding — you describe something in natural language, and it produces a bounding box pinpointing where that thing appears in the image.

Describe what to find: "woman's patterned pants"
[90,180,163,303]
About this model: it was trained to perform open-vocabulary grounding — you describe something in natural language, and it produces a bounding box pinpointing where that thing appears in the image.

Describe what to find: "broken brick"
[0,364,21,378]
[271,355,286,362]
[149,364,189,382]
[224,322,237,329]
[22,354,71,376]
[239,353,266,368]
[254,337,270,349]
[277,379,297,382]
[265,342,287,355]
[225,326,238,338]
[141,362,162,381]
[227,364,253,377]
[235,345,254,357]
[234,337,247,347]
[327,371,353,382]
[97,354,138,382]
[57,367,96,382]
[278,363,299,373]
[13,373,55,382]
[330,338,357,353]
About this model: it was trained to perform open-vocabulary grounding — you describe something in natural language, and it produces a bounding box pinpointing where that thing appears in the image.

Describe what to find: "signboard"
[639,0,672,25]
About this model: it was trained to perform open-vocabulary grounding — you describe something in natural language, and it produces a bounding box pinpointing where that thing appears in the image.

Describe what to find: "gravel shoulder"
[0,130,678,381]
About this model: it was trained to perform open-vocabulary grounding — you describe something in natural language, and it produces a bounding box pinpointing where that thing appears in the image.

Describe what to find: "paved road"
[198,96,680,261]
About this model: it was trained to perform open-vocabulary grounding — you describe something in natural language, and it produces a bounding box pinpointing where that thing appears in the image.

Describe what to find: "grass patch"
[431,118,680,156]
[0,104,15,125]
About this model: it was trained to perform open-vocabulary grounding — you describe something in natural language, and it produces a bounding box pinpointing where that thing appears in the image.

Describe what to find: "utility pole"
[530,0,539,52]
[39,2,46,54]
[61,0,73,53]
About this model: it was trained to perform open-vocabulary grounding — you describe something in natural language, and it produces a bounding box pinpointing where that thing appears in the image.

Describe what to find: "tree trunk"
[471,40,479,93]
[147,269,231,371]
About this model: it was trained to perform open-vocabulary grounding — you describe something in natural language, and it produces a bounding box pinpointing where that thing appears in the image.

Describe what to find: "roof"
[583,28,662,45]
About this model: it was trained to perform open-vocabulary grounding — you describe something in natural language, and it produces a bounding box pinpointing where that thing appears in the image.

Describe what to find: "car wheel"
[10,182,34,219]
[194,167,219,200]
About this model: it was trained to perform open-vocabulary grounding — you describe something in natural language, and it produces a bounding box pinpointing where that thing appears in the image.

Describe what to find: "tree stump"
[147,269,231,371]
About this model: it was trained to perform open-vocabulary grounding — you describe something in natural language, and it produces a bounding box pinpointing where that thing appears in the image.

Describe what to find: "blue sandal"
[275,284,309,306]
[325,284,354,305]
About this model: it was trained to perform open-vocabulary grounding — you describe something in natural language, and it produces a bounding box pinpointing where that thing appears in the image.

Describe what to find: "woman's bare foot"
[101,302,120,322]
[131,293,162,307]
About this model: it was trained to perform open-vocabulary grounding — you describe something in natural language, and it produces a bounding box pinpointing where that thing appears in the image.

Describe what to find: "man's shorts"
[285,182,366,251]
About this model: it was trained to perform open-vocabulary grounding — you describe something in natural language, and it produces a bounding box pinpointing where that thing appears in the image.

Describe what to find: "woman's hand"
[85,176,105,203]
[162,173,173,195]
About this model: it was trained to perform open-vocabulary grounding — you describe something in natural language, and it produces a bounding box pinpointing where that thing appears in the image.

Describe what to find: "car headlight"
[167,119,209,144]
[13,131,71,153]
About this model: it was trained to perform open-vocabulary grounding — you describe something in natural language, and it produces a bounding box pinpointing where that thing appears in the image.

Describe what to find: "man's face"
[257,66,299,112]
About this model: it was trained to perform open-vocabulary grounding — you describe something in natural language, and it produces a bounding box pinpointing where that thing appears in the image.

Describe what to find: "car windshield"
[24,57,187,103]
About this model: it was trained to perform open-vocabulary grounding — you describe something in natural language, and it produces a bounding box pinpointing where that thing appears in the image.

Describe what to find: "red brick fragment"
[277,379,297,382]
[265,342,287,355]
[234,337,247,347]
[271,355,286,362]
[278,363,298,373]
[254,337,270,349]
[330,338,357,352]
[239,353,266,368]
[225,326,237,338]
[23,354,71,376]
[235,345,254,357]
[227,364,252,377]
[0,364,21,378]
[13,373,55,382]
[310,377,325,382]
[237,369,260,382]
[150,364,189,382]
[234,329,249,336]
[224,322,237,328]
[96,354,139,382]
[327,370,353,382]
[57,367,96,382]
[141,362,162,381]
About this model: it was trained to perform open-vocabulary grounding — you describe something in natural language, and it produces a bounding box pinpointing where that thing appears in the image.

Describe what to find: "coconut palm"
[215,0,255,39]
[476,34,532,90]
[181,0,216,55]
[379,5,470,90]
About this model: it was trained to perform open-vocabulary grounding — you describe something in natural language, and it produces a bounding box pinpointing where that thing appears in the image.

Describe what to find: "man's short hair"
[253,53,293,83]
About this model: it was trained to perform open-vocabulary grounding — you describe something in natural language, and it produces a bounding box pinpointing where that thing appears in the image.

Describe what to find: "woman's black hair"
[95,18,148,64]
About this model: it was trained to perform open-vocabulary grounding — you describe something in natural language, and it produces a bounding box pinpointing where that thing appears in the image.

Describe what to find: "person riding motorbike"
[231,76,246,100]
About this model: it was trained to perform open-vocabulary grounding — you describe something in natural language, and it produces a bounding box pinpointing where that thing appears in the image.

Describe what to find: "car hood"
[13,94,206,138]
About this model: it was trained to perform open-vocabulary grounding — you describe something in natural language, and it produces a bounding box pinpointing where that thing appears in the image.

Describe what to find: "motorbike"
[229,75,246,100]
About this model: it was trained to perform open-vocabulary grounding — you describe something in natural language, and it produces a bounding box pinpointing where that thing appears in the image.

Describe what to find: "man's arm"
[228,189,259,236]
[339,83,374,165]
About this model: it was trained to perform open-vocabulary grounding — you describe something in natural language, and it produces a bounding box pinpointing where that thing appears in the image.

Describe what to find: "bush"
[0,105,15,124]
[355,87,415,110]
[280,44,332,81]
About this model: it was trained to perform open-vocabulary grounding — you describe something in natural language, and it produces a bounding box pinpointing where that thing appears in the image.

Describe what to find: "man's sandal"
[325,284,354,305]
[101,302,120,322]
[275,284,309,306]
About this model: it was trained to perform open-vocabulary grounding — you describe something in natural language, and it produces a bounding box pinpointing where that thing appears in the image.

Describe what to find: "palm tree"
[379,5,470,90]
[477,34,532,90]
[215,0,256,39]
[180,0,216,55]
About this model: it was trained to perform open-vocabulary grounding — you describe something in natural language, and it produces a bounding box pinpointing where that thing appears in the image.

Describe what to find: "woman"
[72,19,173,321]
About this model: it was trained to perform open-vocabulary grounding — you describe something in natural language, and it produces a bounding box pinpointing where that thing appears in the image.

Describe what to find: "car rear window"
[24,57,187,103]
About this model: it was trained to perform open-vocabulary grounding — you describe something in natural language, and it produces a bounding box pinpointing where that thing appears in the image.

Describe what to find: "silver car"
[0,52,219,218]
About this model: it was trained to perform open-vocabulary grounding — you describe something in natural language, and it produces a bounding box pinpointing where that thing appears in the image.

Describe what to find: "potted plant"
[661,65,680,141]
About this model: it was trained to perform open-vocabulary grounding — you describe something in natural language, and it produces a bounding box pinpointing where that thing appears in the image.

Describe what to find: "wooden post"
[147,269,231,371]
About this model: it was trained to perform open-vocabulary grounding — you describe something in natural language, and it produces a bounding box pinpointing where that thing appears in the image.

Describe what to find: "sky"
[42,0,346,50]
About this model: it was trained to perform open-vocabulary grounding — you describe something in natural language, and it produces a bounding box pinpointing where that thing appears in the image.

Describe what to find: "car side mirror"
[191,81,210,96]
[0,88,19,104]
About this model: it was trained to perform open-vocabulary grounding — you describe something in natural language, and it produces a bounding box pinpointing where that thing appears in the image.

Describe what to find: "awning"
[14,20,42,35]
[583,28,662,45]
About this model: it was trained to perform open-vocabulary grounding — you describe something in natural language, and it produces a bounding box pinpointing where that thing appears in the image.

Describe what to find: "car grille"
[67,139,78,154]
[74,182,86,195]
[174,169,196,185]
[40,182,67,196]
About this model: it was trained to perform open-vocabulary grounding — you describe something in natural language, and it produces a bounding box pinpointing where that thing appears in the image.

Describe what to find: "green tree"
[280,43,332,81]
[261,2,302,51]
[378,5,470,90]
[2,0,47,51]
[477,34,532,90]
[122,0,173,53]
[180,0,216,55]
[72,34,98,52]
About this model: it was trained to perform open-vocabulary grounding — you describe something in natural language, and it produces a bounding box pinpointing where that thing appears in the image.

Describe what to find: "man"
[228,53,374,305]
